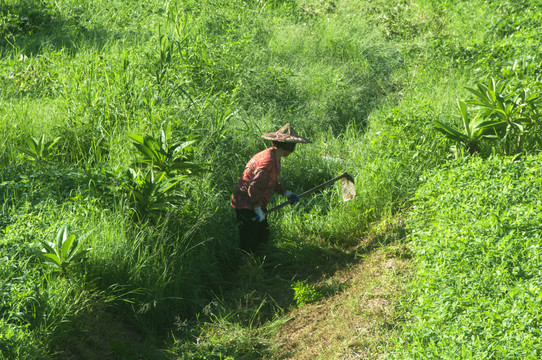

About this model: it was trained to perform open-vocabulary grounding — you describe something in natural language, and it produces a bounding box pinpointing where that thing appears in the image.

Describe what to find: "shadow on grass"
[50,307,170,360]
[172,219,409,359]
[0,2,111,56]
[0,164,120,226]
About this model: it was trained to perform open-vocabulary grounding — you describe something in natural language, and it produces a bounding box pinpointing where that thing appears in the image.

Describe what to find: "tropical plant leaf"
[433,121,469,144]
[45,137,61,152]
[61,234,76,259]
[18,135,61,162]
[172,140,197,153]
[33,136,44,155]
[39,240,57,255]
[127,134,145,144]
[158,179,180,194]
[41,253,62,267]
[17,148,38,160]
[39,224,92,277]
[56,225,70,250]
[68,250,92,263]
[133,142,158,161]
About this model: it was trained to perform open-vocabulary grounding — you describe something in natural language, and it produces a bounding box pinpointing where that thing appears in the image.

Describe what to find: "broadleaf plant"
[435,78,542,157]
[39,224,92,277]
[125,168,185,222]
[17,135,61,162]
[434,100,488,156]
[128,129,204,176]
[291,280,322,307]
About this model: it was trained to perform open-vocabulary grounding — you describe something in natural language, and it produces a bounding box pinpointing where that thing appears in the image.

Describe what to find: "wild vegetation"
[393,156,542,359]
[1,0,542,359]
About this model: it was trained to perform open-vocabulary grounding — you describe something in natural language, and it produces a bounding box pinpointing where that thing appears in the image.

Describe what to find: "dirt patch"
[271,247,412,359]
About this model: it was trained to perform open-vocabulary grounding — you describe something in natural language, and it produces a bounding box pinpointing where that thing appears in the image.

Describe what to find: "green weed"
[124,168,184,222]
[292,280,323,307]
[17,135,61,163]
[435,78,542,157]
[128,130,203,176]
[39,224,92,278]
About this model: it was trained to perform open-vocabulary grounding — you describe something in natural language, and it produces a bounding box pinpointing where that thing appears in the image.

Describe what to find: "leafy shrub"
[128,130,203,176]
[435,78,542,157]
[126,130,204,222]
[123,168,185,222]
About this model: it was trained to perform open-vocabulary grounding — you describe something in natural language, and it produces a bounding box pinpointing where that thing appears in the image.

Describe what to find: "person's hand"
[285,190,300,205]
[253,207,266,222]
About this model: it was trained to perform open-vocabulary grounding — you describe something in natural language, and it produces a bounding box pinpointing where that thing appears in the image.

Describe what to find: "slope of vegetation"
[393,155,542,359]
[1,0,542,358]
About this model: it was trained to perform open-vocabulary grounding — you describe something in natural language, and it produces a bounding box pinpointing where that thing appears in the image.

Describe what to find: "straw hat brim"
[261,123,312,143]
[261,132,312,143]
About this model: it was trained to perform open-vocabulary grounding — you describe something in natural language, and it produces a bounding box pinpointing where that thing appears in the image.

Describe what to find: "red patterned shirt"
[231,147,286,210]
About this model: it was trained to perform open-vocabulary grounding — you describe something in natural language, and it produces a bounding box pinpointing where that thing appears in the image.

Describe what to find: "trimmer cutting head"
[340,173,356,201]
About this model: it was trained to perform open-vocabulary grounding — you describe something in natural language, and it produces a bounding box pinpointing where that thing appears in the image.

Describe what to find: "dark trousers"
[235,209,270,254]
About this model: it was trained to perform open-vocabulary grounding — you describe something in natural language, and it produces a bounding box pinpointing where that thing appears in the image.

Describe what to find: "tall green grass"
[4,0,534,357]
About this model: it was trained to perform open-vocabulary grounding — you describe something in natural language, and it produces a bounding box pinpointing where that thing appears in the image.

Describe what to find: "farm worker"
[231,123,312,254]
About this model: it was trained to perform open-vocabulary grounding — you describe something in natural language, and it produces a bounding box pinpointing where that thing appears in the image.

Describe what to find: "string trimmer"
[266,172,356,215]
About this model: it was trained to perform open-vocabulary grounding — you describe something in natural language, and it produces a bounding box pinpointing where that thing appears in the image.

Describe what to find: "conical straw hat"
[261,123,312,144]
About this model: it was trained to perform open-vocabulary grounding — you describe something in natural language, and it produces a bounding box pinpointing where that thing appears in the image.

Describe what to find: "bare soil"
[270,244,412,360]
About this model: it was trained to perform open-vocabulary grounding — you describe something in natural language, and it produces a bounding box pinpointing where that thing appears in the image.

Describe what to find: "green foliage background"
[394,156,542,359]
[1,0,542,358]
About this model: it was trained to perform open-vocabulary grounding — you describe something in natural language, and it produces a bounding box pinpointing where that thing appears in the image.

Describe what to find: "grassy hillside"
[1,0,542,358]
[392,155,542,359]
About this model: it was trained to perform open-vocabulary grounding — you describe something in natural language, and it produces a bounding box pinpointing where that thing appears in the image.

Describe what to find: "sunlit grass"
[2,0,541,358]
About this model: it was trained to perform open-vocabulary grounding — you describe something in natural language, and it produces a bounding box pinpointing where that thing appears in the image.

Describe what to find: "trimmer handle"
[265,172,352,215]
